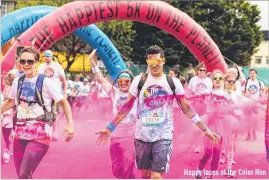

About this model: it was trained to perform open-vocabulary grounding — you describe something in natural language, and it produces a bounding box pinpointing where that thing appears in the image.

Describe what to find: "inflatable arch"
[1,5,126,79]
[2,0,228,82]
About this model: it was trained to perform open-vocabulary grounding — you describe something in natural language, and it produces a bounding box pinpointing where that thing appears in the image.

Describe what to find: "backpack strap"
[136,73,148,119]
[17,75,26,105]
[258,80,262,96]
[244,78,249,93]
[137,73,148,93]
[35,74,48,112]
[166,75,176,97]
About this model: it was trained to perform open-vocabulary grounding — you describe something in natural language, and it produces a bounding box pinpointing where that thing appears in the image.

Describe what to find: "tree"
[131,0,263,67]
[17,0,73,8]
[97,20,136,61]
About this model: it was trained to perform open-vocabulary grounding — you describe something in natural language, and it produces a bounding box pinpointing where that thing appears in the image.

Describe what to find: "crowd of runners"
[1,45,268,179]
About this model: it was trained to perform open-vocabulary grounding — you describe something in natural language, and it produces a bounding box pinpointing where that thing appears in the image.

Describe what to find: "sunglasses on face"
[213,77,223,81]
[146,59,164,64]
[118,79,131,84]
[198,69,206,72]
[19,59,35,65]
[226,80,236,84]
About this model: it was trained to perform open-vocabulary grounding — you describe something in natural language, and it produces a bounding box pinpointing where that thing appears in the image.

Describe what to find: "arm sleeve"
[173,77,185,95]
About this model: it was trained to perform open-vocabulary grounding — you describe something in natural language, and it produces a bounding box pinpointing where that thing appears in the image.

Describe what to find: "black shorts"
[134,139,172,173]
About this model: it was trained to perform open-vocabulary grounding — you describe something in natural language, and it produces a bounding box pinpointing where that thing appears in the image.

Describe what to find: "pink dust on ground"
[1,100,268,179]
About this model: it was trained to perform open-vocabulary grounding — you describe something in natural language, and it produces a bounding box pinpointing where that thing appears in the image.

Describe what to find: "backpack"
[243,78,262,96]
[136,73,178,118]
[14,74,56,128]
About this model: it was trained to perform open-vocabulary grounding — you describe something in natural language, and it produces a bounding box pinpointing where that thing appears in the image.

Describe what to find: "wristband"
[191,114,202,124]
[106,122,116,132]
[92,66,101,74]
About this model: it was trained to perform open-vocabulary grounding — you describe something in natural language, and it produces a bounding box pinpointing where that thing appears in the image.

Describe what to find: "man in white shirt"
[243,68,265,140]
[38,50,67,98]
[96,45,219,179]
[37,50,67,141]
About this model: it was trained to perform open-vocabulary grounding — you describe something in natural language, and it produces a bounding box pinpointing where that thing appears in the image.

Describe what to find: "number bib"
[141,112,165,127]
[17,108,32,119]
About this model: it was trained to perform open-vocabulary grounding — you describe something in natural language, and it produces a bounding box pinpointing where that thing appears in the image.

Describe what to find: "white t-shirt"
[188,76,212,95]
[129,73,185,142]
[111,88,137,137]
[80,84,90,97]
[66,80,74,96]
[235,81,242,93]
[8,75,63,140]
[243,79,264,100]
[38,61,65,88]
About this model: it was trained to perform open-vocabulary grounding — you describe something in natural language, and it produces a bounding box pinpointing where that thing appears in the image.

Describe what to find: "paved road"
[1,116,269,179]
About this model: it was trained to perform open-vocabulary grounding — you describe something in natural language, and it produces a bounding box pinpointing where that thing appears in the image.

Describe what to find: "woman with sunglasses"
[89,49,136,179]
[1,47,74,179]
[221,72,243,177]
[195,69,228,179]
[188,62,213,153]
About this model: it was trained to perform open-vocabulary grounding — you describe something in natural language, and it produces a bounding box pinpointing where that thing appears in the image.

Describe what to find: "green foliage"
[131,0,263,67]
[17,0,73,8]
[97,20,136,61]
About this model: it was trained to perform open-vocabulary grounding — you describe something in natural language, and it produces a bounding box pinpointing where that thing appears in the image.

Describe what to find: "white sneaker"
[194,146,200,153]
[2,149,11,164]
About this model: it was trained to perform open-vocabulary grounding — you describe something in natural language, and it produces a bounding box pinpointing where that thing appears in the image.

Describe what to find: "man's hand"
[204,129,220,144]
[63,122,74,142]
[96,129,111,145]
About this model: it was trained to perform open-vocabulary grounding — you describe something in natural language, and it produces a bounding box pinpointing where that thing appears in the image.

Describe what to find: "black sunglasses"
[198,69,206,72]
[19,59,35,65]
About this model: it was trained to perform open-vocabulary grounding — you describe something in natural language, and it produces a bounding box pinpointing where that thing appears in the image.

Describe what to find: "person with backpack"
[1,47,74,179]
[96,45,219,179]
[90,49,137,178]
[243,68,265,140]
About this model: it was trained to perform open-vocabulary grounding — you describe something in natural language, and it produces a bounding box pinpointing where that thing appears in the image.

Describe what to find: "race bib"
[17,106,36,119]
[141,112,164,127]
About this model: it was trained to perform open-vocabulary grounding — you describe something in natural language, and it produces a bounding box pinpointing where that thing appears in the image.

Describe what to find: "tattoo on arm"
[177,96,197,119]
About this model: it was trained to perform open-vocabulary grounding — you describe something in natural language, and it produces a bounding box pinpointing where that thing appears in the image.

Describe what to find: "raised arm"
[89,49,113,94]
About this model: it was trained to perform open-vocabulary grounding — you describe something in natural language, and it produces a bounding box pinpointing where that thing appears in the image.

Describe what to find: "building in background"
[1,0,17,16]
[250,30,269,68]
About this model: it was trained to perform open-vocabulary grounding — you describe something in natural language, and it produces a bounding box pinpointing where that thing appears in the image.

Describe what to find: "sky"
[249,1,269,30]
